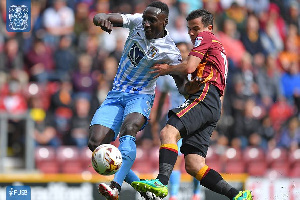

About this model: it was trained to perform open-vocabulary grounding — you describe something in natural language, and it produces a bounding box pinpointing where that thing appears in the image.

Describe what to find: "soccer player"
[153,42,202,200]
[88,1,182,200]
[131,9,253,200]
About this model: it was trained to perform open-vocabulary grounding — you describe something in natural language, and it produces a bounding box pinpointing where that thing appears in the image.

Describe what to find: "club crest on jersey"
[147,46,158,58]
[194,36,203,47]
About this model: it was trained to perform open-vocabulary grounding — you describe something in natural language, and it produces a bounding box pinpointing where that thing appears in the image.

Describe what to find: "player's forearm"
[168,55,200,76]
[168,60,190,76]
[93,13,123,27]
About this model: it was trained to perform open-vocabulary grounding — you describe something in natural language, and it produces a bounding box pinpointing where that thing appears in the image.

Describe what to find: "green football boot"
[131,179,168,198]
[233,190,253,200]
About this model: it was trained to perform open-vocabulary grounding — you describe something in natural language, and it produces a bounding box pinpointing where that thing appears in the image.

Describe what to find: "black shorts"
[167,83,221,158]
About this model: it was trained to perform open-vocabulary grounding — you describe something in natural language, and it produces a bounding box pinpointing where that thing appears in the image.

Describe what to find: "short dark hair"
[147,1,169,16]
[186,9,214,28]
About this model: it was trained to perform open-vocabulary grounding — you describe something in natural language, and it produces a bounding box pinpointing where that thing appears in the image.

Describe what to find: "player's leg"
[132,85,252,199]
[98,112,146,200]
[88,91,125,151]
[192,177,201,200]
[112,112,146,190]
[169,139,183,200]
[102,93,154,199]
[88,91,124,200]
[131,120,181,198]
[185,153,252,200]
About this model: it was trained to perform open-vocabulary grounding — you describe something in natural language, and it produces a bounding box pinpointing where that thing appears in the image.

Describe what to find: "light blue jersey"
[112,14,182,94]
[156,75,186,109]
[91,14,181,136]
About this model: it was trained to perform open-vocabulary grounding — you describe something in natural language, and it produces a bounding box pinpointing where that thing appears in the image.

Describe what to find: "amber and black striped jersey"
[189,31,228,96]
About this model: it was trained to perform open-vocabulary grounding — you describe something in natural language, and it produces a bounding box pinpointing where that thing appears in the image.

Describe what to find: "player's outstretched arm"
[93,13,123,33]
[150,55,201,78]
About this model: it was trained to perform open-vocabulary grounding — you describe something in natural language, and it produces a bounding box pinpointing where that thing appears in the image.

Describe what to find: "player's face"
[187,17,212,45]
[143,7,166,40]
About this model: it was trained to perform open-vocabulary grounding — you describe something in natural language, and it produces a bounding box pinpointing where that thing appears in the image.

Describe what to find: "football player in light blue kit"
[154,42,202,200]
[88,1,182,200]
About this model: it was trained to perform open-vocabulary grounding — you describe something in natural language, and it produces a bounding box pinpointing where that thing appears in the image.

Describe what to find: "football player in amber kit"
[132,9,253,200]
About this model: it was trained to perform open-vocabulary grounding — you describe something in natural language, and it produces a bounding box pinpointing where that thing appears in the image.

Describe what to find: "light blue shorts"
[90,91,155,140]
[177,138,183,156]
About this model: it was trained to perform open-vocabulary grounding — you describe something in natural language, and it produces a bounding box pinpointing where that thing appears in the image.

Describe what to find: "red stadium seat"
[266,148,289,177]
[289,163,300,177]
[289,149,300,167]
[243,147,267,176]
[57,146,83,173]
[224,148,245,174]
[35,146,59,174]
[80,147,96,173]
[289,149,300,177]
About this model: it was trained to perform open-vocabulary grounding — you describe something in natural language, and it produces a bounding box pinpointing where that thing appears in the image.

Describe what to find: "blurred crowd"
[0,0,299,161]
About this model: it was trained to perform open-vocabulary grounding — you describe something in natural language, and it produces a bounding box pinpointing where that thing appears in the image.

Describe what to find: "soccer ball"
[92,144,122,175]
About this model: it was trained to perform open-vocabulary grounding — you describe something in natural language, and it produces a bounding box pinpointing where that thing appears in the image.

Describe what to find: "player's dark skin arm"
[171,74,189,95]
[93,13,124,33]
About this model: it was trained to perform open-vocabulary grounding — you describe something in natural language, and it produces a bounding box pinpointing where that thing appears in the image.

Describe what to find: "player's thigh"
[123,93,154,128]
[120,112,147,137]
[90,95,124,140]
[170,84,221,134]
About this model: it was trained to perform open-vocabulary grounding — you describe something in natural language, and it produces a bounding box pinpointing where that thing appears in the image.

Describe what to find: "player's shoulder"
[162,34,179,50]
[197,31,215,39]
[195,31,223,46]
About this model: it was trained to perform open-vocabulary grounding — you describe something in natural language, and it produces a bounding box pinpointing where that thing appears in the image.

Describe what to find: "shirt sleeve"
[189,31,212,60]
[168,52,182,66]
[121,13,143,30]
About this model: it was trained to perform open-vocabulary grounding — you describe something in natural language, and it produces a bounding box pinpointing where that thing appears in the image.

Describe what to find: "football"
[92,144,122,175]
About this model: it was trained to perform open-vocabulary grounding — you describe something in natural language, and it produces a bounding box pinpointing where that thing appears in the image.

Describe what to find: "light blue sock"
[113,135,136,186]
[193,177,201,195]
[125,169,140,184]
[169,170,181,197]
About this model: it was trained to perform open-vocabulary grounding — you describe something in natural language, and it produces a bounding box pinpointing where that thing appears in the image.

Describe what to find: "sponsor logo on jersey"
[194,36,203,47]
[128,43,145,66]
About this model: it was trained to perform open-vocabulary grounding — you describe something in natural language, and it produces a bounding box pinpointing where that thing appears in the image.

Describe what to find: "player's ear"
[163,18,168,28]
[208,24,213,31]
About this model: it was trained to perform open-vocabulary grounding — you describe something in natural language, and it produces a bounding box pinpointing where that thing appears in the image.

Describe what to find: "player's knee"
[185,158,206,176]
[120,123,139,137]
[160,126,178,144]
[185,163,197,176]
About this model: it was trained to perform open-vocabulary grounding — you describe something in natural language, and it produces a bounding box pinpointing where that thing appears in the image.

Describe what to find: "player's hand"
[184,76,204,94]
[150,64,170,79]
[93,14,112,34]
